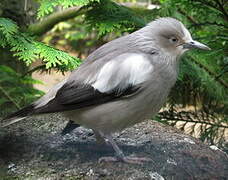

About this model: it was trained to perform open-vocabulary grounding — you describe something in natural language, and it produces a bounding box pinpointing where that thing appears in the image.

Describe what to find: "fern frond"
[85,0,145,36]
[0,18,18,40]
[0,33,7,48]
[0,65,44,116]
[36,42,80,69]
[37,0,100,18]
[0,18,81,71]
[170,56,228,114]
[37,0,59,18]
[158,110,227,145]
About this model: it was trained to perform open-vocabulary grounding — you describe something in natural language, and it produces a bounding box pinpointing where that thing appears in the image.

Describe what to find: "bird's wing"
[34,53,154,114]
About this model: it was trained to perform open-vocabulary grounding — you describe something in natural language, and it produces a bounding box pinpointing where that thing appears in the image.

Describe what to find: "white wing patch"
[91,60,117,92]
[92,54,153,93]
[124,54,153,84]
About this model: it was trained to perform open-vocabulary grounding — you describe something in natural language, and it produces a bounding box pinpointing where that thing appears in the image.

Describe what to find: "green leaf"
[0,18,18,40]
[85,0,145,36]
[37,0,100,18]
[0,17,81,71]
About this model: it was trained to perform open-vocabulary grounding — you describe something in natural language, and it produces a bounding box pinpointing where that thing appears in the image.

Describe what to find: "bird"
[1,17,210,164]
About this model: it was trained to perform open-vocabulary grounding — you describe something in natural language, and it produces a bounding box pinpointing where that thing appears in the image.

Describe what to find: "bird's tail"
[1,104,35,127]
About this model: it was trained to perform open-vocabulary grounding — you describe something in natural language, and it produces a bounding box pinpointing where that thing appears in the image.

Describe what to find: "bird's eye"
[169,37,178,43]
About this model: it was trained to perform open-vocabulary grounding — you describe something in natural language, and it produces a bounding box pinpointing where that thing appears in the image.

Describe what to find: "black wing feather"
[35,83,140,114]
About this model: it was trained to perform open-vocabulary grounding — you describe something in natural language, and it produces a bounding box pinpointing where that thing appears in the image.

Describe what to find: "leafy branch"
[158,109,227,144]
[0,65,44,116]
[85,0,146,36]
[0,85,21,109]
[188,22,228,29]
[193,0,228,21]
[0,17,81,71]
[37,0,100,18]
[189,55,228,89]
[159,110,228,129]
[29,6,86,36]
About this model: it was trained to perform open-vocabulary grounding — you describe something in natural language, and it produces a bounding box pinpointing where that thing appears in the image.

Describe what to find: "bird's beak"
[183,40,211,50]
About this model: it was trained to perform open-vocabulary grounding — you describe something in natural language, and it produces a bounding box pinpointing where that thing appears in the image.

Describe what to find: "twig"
[22,64,46,77]
[194,0,218,10]
[178,8,198,24]
[158,112,228,129]
[214,0,228,21]
[189,22,228,29]
[24,0,28,11]
[194,0,228,21]
[28,6,87,36]
[0,85,21,109]
[215,71,228,79]
[165,118,228,129]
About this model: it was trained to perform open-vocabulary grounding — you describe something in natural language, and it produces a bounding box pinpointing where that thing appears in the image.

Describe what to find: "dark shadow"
[0,130,154,166]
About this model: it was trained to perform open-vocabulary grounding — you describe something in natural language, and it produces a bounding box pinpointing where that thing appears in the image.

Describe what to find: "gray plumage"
[2,17,210,163]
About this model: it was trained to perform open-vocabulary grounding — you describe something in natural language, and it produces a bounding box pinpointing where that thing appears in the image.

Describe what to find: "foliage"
[85,0,145,36]
[42,18,98,58]
[0,65,44,117]
[37,0,100,18]
[157,109,228,148]
[0,18,81,70]
[0,17,81,112]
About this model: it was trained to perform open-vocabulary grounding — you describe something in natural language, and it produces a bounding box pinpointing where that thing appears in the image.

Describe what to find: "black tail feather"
[4,104,35,120]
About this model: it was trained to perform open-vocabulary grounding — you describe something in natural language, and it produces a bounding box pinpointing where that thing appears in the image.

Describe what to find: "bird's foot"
[97,133,152,164]
[98,156,152,164]
[93,130,106,145]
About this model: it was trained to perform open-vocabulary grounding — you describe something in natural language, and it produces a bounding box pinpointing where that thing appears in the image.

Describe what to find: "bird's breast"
[140,62,178,115]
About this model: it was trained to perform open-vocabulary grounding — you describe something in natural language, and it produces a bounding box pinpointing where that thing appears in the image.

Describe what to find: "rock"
[0,114,227,179]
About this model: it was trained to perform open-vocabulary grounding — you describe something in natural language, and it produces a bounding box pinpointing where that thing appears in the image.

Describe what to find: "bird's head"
[143,17,210,57]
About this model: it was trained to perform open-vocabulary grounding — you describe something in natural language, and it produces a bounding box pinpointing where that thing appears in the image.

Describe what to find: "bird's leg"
[93,130,106,145]
[98,133,152,164]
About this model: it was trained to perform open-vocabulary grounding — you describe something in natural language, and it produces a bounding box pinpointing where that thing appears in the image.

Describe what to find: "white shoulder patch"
[91,60,117,92]
[123,54,153,84]
[92,54,153,93]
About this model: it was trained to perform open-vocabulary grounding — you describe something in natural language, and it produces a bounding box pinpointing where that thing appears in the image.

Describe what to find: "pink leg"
[97,133,152,164]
